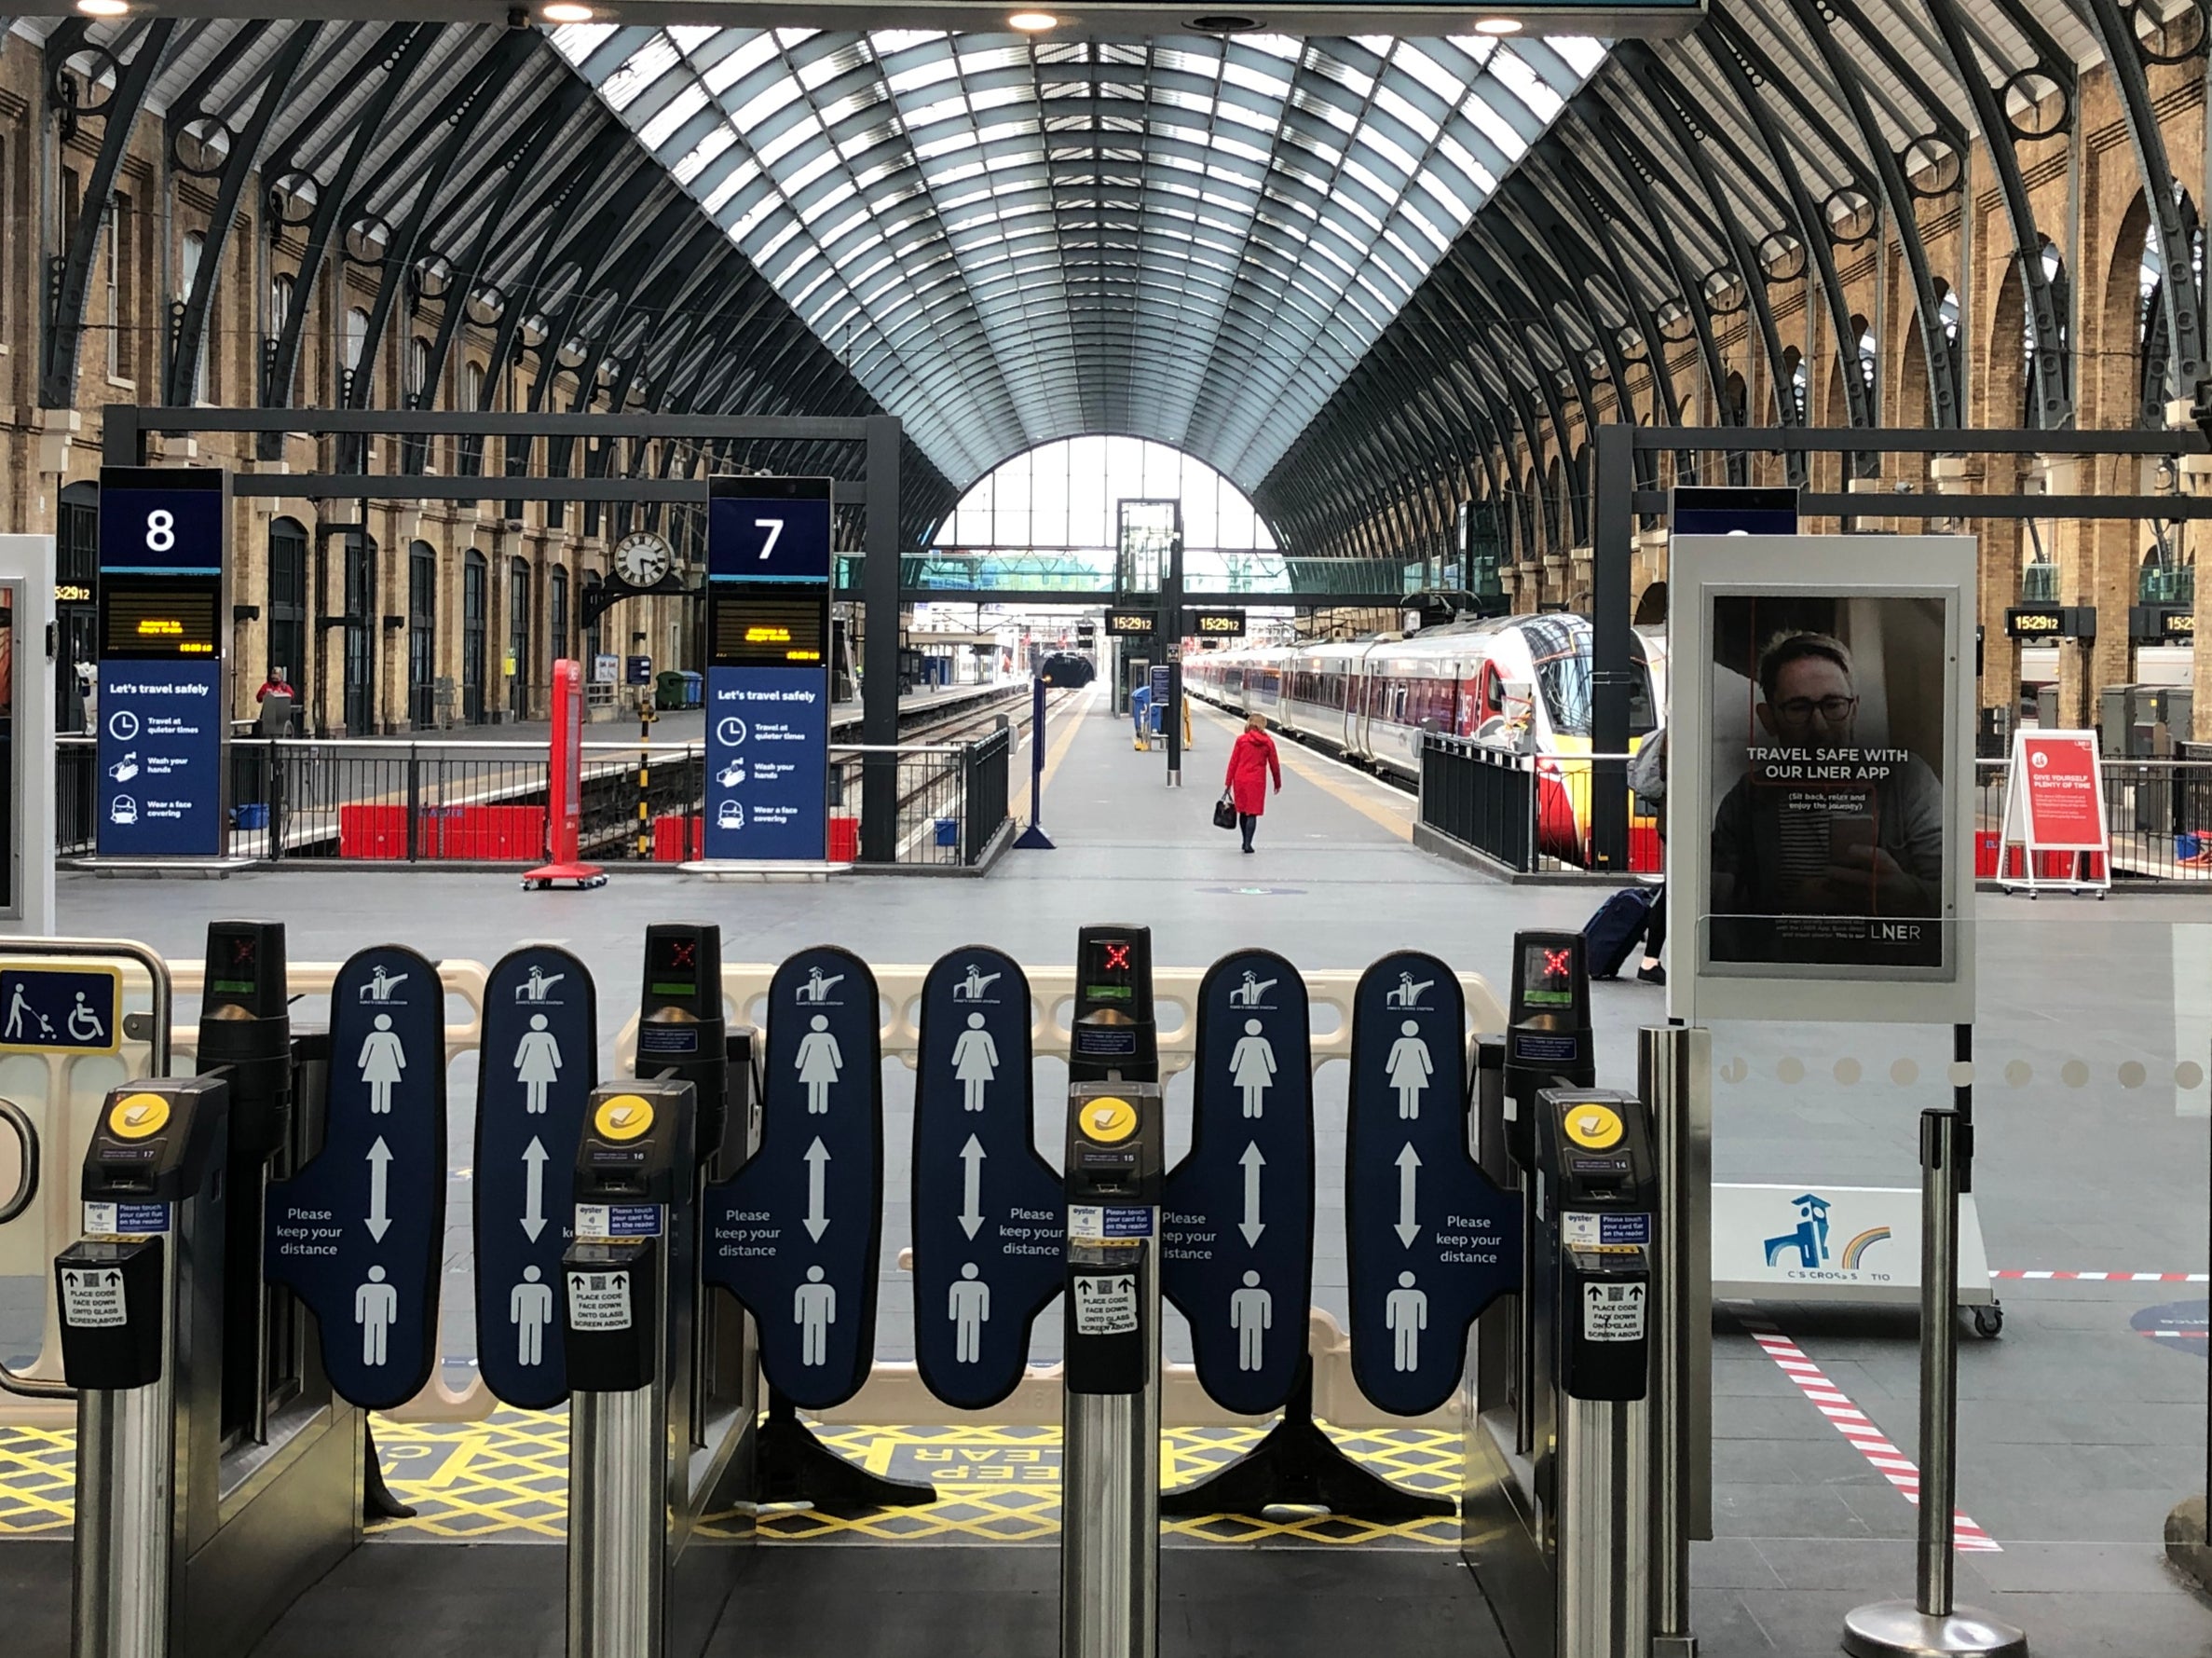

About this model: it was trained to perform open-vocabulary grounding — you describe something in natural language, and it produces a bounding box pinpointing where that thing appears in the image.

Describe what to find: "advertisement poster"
[96,658,225,857]
[1668,535,1974,1027]
[1704,596,1949,970]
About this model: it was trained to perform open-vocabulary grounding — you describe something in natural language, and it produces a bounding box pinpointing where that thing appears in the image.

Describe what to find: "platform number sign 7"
[756,517,783,561]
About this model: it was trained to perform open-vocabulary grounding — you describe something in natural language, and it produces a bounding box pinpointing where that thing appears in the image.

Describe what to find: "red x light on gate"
[1103,943,1130,971]
[1544,948,1571,979]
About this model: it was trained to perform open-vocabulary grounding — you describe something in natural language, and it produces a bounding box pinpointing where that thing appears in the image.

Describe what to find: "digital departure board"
[1105,611,1154,637]
[1189,609,1246,637]
[710,589,827,667]
[102,583,219,659]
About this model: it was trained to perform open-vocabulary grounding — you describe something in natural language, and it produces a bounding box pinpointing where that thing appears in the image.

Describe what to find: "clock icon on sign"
[613,530,673,588]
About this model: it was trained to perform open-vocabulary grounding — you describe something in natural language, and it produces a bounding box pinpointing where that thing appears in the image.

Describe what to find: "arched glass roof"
[551,25,1604,491]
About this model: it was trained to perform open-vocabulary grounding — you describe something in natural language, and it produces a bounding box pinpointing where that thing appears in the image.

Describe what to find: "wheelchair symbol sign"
[0,966,123,1054]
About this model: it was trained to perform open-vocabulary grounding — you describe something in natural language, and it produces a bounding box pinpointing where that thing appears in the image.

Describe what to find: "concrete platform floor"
[9,686,2212,1653]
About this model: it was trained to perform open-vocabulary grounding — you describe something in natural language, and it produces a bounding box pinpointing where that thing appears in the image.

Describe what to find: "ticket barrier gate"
[51,921,363,1658]
[556,923,782,1658]
[1059,924,1166,1658]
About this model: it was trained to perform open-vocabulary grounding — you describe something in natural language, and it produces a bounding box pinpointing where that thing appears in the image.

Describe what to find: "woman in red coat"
[1223,712,1284,853]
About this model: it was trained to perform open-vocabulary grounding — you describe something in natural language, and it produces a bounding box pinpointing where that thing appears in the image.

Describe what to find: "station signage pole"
[703,477,833,863]
[95,468,230,860]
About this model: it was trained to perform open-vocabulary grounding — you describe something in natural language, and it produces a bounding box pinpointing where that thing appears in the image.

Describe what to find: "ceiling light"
[541,2,594,19]
[1472,15,1522,32]
[1008,10,1059,29]
[75,0,129,15]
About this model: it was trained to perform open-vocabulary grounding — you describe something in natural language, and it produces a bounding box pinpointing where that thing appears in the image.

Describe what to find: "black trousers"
[1644,884,1666,957]
[1239,812,1259,850]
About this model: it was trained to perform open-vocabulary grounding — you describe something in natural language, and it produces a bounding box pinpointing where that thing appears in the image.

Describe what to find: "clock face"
[615,532,671,587]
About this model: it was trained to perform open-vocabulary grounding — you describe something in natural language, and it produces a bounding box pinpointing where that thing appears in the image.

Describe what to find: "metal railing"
[1420,735,1537,870]
[56,730,1013,870]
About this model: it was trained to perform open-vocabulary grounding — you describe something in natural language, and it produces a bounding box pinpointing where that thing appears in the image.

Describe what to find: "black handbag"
[1212,792,1238,830]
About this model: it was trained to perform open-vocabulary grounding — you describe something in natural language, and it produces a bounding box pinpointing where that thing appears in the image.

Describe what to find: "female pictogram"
[796,1014,843,1114]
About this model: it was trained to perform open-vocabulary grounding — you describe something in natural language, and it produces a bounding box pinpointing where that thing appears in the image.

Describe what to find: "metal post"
[860,416,902,862]
[1591,423,1635,871]
[71,1377,172,1658]
[1842,1108,2026,1658]
[1162,522,1183,788]
[1060,1248,1162,1658]
[1015,676,1054,849]
[567,1385,664,1658]
[635,696,652,861]
[1643,1023,1712,1658]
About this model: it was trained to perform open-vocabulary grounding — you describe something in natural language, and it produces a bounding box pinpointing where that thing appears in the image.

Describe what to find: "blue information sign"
[1162,951,1314,1415]
[911,948,1061,1410]
[99,474,224,575]
[473,947,597,1410]
[703,947,883,1409]
[0,966,120,1053]
[1345,951,1521,1418]
[703,666,829,859]
[266,945,446,1411]
[707,483,832,582]
[96,658,225,856]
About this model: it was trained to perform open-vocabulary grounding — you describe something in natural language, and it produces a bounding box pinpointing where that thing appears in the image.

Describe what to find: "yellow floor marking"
[1033,683,1098,806]
[1195,703,1413,843]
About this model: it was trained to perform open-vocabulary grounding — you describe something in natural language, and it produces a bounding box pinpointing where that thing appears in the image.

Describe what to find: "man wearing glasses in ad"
[1709,629,1946,962]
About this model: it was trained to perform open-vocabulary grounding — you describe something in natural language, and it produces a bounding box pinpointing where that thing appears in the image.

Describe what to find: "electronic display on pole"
[704,476,832,861]
[96,467,229,859]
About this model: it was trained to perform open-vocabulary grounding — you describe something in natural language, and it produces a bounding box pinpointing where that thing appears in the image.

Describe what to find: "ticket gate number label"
[265,944,447,1410]
[473,945,598,1409]
[911,947,1063,1410]
[0,965,121,1053]
[1162,949,1315,1416]
[1345,951,1522,1417]
[704,945,884,1408]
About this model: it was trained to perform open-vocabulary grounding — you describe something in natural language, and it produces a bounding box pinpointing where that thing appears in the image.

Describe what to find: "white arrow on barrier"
[1239,1142,1266,1246]
[960,1135,986,1239]
[804,1137,831,1241]
[366,1137,393,1242]
[1394,1143,1421,1247]
[522,1138,548,1241]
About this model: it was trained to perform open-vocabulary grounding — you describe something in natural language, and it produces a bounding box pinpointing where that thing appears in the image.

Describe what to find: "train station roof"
[34,0,2142,549]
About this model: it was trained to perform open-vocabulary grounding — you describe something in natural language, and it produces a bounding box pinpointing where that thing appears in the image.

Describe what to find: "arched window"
[180,229,209,401]
[408,336,432,403]
[267,517,307,712]
[408,541,437,730]
[462,552,488,724]
[508,558,533,720]
[341,306,370,399]
[342,532,376,734]
[582,571,604,667]
[270,271,293,337]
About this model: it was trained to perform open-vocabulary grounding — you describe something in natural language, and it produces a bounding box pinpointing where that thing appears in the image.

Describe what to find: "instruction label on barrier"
[1563,1212,1650,1249]
[575,1204,663,1240]
[1072,1274,1139,1336]
[83,1201,171,1237]
[1069,1205,1152,1241]
[1582,1281,1645,1342]
[60,1267,127,1328]
[637,1024,701,1059]
[567,1270,632,1332]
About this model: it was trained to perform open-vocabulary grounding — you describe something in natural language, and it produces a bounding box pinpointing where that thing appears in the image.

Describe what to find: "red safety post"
[523,658,608,890]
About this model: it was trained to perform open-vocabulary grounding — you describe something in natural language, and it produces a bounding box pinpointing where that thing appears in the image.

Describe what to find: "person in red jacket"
[1222,711,1284,854]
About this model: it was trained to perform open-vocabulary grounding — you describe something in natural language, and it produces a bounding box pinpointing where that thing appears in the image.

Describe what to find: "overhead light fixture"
[75,0,129,15]
[541,1,594,17]
[1472,15,1522,32]
[1008,9,1059,29]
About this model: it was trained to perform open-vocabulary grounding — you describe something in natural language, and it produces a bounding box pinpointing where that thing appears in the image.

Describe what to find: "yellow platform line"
[1195,702,1413,843]
[1033,682,1098,807]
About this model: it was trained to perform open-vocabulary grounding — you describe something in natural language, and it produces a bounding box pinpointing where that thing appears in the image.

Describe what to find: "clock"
[613,530,673,588]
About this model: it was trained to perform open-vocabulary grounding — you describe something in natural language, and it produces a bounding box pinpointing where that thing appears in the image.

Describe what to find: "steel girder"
[40,19,177,407]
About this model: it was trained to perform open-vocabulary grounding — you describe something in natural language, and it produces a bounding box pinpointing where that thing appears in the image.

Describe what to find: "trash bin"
[656,669,689,710]
[680,670,703,708]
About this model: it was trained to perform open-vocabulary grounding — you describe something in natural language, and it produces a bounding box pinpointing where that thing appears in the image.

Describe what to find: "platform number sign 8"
[145,510,175,553]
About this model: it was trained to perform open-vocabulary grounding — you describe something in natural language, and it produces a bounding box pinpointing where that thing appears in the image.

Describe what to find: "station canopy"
[551,25,1604,492]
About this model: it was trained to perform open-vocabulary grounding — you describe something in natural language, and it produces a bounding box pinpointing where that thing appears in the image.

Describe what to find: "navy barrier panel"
[704,946,882,1408]
[1345,951,1521,1418]
[911,947,1063,1410]
[473,946,598,1410]
[266,945,446,1410]
[1162,950,1315,1415]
